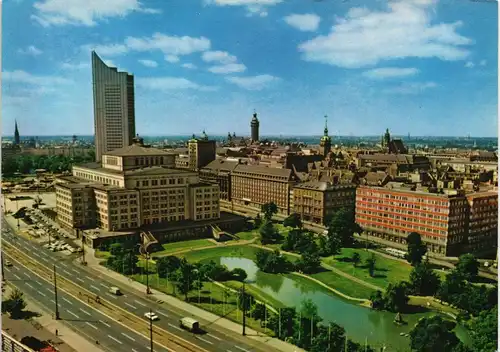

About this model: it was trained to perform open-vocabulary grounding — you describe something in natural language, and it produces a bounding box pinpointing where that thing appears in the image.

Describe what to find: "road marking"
[86,276,93,280]
[33,252,40,258]
[41,257,49,262]
[86,322,98,330]
[26,283,34,289]
[38,291,46,297]
[227,350,234,352]
[90,285,100,291]
[121,333,136,342]
[63,270,71,275]
[45,287,53,293]
[208,334,221,341]
[72,269,79,274]
[36,281,43,286]
[99,283,108,288]
[105,293,117,299]
[124,302,137,310]
[59,263,68,268]
[62,297,73,305]
[99,320,111,327]
[23,273,31,278]
[107,335,123,345]
[197,337,213,345]
[66,310,80,319]
[14,274,21,280]
[234,346,251,352]
[168,323,183,332]
[134,299,146,307]
[157,310,169,318]
[79,308,92,316]
[50,299,55,304]
[75,277,84,283]
[132,349,139,352]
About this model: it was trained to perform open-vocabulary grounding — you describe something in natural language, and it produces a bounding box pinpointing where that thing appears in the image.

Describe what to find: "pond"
[219,256,470,352]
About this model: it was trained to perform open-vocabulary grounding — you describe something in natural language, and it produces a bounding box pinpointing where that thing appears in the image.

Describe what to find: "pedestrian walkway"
[3,284,105,352]
[81,245,303,352]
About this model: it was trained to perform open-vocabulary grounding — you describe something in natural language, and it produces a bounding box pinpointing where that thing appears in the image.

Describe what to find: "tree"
[283,213,302,229]
[238,291,255,313]
[369,290,385,310]
[255,249,293,274]
[282,229,316,254]
[383,282,409,312]
[109,243,124,256]
[295,299,322,350]
[297,249,322,274]
[156,256,182,278]
[365,254,376,277]
[437,270,467,305]
[231,268,248,282]
[259,220,280,244]
[269,307,296,340]
[409,315,461,352]
[261,202,278,221]
[3,289,27,318]
[409,261,441,296]
[467,305,497,352]
[173,258,202,301]
[351,252,361,267]
[254,213,262,228]
[251,302,267,321]
[326,208,360,247]
[455,254,479,281]
[406,232,427,266]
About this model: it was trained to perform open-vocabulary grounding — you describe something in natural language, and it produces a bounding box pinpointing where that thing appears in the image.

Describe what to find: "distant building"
[188,131,216,170]
[92,51,136,162]
[293,181,356,225]
[319,115,332,156]
[250,110,260,142]
[14,120,20,145]
[199,159,240,201]
[381,128,408,154]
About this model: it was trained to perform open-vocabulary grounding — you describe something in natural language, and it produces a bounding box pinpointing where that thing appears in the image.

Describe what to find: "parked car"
[144,312,159,321]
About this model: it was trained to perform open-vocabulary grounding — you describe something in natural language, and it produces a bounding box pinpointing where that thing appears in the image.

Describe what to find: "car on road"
[5,260,13,267]
[144,312,159,321]
[109,287,122,295]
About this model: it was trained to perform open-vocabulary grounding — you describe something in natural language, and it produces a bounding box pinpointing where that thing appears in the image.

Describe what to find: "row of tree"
[2,152,95,176]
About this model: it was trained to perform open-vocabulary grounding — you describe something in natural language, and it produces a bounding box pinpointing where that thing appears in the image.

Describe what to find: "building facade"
[231,164,299,215]
[55,141,220,232]
[250,111,260,142]
[466,191,498,253]
[293,181,356,225]
[187,132,216,170]
[199,159,239,201]
[92,51,135,162]
[355,185,485,256]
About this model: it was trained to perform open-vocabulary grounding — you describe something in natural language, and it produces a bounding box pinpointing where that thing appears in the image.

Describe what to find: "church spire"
[14,120,20,145]
[324,115,329,136]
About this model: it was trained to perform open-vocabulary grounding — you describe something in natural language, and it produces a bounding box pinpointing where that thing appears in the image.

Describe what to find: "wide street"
[1,217,274,352]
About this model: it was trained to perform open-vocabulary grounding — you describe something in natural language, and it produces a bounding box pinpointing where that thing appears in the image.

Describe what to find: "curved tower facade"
[250,111,260,142]
[92,51,136,162]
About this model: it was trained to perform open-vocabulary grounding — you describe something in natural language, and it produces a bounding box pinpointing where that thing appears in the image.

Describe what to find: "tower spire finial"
[324,114,329,136]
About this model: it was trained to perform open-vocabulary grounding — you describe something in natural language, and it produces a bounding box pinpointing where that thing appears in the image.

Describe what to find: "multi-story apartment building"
[231,164,299,215]
[355,184,470,256]
[188,132,216,170]
[199,159,239,201]
[466,191,498,253]
[55,138,220,233]
[92,51,135,162]
[293,181,356,225]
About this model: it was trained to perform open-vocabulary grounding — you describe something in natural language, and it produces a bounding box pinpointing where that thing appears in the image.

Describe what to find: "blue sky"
[2,0,498,137]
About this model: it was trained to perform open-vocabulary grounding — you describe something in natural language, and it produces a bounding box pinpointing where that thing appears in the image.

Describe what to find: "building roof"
[74,163,196,177]
[294,180,356,191]
[105,144,176,157]
[201,159,239,172]
[233,164,294,178]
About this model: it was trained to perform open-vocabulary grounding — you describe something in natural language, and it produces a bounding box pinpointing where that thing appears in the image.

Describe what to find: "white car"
[144,312,159,321]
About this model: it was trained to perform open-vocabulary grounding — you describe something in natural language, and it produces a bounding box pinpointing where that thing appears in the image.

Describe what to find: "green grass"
[131,272,276,336]
[235,230,259,241]
[182,245,299,264]
[309,270,374,300]
[153,238,214,256]
[95,250,111,259]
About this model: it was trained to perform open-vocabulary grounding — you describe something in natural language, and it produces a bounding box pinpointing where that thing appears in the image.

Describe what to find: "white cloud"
[61,62,90,70]
[138,59,158,68]
[31,0,161,27]
[18,45,43,56]
[207,0,282,17]
[284,14,320,32]
[465,61,475,68]
[137,77,217,91]
[479,60,487,66]
[201,50,237,64]
[208,63,247,74]
[363,67,419,79]
[384,81,437,94]
[164,55,180,63]
[2,70,72,85]
[82,43,128,56]
[181,63,197,69]
[125,33,210,56]
[298,1,472,68]
[225,74,279,90]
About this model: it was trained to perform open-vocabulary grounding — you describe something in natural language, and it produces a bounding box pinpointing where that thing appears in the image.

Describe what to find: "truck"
[179,317,200,332]
[109,287,122,295]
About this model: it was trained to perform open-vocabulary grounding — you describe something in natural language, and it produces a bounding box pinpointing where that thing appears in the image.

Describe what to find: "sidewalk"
[81,244,303,352]
[2,284,105,352]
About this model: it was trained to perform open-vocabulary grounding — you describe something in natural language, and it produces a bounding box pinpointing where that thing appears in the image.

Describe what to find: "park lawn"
[308,271,374,300]
[235,230,259,241]
[154,238,215,256]
[182,245,299,264]
[225,280,286,309]
[95,250,111,259]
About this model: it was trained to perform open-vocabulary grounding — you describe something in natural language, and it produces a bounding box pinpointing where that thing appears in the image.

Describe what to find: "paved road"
[3,254,164,352]
[2,217,270,352]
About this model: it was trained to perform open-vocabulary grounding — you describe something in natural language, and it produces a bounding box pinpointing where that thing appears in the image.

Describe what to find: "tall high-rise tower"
[319,115,332,156]
[14,120,20,145]
[92,51,136,162]
[250,110,260,142]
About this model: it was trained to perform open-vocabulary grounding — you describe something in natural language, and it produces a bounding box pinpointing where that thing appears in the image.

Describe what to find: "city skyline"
[3,0,498,137]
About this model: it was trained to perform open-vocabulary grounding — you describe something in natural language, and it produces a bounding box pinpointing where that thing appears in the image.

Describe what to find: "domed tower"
[319,115,332,156]
[250,110,260,142]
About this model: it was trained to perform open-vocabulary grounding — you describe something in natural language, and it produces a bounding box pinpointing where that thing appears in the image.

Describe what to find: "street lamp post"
[145,252,151,295]
[53,264,60,320]
[241,282,246,336]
